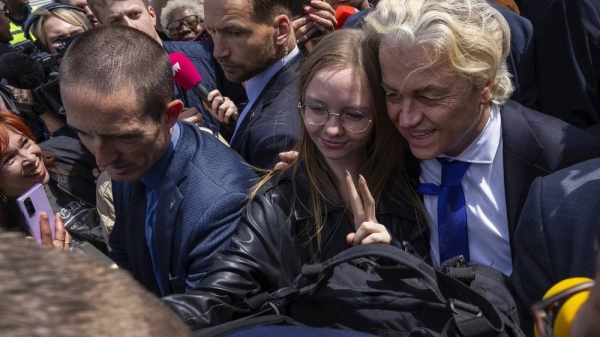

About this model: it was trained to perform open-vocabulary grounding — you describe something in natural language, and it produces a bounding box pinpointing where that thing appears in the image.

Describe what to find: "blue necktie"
[418,158,471,263]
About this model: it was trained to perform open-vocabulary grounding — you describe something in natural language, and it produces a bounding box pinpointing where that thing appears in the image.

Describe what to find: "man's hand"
[204,90,238,125]
[179,107,203,127]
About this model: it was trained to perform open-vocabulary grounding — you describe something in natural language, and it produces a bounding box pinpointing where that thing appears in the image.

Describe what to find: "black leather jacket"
[163,166,429,330]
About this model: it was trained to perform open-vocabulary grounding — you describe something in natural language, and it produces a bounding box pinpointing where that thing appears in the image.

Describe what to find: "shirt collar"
[448,104,502,164]
[140,122,180,190]
[244,46,300,104]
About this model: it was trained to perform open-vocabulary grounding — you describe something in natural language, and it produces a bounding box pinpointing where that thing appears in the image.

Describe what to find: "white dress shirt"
[420,104,512,276]
[231,46,300,141]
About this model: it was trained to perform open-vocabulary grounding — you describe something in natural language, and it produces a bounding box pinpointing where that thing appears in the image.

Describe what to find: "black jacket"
[163,165,429,331]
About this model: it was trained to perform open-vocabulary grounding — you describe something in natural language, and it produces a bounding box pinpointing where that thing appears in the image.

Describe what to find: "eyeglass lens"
[301,103,371,133]
[168,15,200,34]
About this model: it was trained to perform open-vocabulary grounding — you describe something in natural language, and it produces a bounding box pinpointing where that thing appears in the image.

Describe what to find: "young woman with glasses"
[162,28,429,328]
[160,0,207,42]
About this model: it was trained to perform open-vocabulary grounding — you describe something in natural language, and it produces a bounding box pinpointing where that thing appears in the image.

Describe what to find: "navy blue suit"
[500,100,600,256]
[512,158,600,337]
[519,0,600,129]
[230,54,304,169]
[109,121,257,296]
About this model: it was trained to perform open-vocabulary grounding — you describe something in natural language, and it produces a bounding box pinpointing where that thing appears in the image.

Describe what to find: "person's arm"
[164,191,298,330]
[512,177,554,337]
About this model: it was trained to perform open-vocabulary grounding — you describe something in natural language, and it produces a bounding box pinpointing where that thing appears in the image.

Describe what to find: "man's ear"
[148,5,157,26]
[479,80,494,104]
[166,100,183,127]
[273,14,292,47]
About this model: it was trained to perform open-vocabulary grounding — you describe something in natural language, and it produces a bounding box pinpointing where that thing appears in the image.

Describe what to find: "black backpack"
[197,244,525,337]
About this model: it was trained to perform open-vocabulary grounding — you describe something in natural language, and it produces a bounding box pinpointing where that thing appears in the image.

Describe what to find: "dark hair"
[249,0,293,24]
[59,25,173,122]
[0,231,192,337]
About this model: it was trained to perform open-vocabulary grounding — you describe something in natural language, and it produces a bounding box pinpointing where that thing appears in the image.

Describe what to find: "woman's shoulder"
[252,165,312,212]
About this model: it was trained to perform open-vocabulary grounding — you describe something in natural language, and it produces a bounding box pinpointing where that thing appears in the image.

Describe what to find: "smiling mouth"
[25,163,43,178]
[409,129,436,139]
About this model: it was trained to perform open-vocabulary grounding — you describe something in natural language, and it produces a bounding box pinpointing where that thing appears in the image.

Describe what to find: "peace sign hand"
[345,171,391,246]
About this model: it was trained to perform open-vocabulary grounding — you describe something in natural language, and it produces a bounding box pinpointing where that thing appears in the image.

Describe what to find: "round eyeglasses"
[166,15,203,36]
[298,102,372,134]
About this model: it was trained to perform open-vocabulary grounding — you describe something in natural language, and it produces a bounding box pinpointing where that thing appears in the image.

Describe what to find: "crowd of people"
[0,0,600,336]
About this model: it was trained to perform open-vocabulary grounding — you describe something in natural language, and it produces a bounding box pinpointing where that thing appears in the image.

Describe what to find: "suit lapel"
[230,54,304,154]
[501,102,547,255]
[155,176,183,295]
[153,122,193,295]
[126,183,162,295]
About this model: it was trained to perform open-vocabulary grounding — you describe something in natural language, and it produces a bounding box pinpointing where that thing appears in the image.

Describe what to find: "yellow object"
[533,277,593,337]
[554,291,590,337]
[8,6,37,45]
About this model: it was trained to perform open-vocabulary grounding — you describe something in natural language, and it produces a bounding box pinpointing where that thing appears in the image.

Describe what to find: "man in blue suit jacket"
[59,25,256,296]
[512,158,600,336]
[205,0,303,169]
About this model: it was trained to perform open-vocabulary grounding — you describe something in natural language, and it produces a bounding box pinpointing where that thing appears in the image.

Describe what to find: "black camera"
[7,34,80,117]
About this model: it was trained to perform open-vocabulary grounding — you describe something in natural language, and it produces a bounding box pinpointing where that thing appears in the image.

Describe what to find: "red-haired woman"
[0,111,103,251]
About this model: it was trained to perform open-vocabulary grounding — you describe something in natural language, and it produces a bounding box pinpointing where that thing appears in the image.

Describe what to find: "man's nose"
[398,100,422,128]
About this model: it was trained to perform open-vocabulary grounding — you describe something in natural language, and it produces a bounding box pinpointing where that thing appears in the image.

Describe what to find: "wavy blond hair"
[365,0,513,104]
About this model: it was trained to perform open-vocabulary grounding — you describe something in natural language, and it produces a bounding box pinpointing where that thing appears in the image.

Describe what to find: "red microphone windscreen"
[168,52,202,90]
[335,5,359,29]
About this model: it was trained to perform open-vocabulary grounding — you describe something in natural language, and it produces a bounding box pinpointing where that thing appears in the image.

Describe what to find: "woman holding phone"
[0,111,102,251]
[163,29,429,329]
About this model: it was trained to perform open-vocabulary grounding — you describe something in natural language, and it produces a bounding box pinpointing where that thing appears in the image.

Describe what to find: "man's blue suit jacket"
[230,53,304,169]
[519,0,600,129]
[499,100,600,257]
[512,158,600,337]
[109,121,257,297]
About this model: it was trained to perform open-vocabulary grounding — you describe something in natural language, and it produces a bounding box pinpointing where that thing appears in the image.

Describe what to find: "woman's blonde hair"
[250,29,420,246]
[365,0,513,104]
[30,7,89,54]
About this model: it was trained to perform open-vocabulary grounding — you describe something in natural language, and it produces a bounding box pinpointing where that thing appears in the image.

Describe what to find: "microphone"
[168,52,211,104]
[335,5,359,30]
[534,277,593,337]
[0,53,45,89]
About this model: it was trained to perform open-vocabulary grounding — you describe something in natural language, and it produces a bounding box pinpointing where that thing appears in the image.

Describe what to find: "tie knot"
[437,158,470,187]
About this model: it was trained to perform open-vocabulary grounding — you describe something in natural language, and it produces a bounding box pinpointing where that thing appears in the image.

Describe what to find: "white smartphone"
[16,183,55,244]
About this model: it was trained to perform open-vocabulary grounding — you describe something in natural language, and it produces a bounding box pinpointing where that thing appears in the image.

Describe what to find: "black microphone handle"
[192,82,212,104]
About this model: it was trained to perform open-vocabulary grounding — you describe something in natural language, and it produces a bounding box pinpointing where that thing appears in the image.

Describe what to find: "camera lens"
[24,198,35,217]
